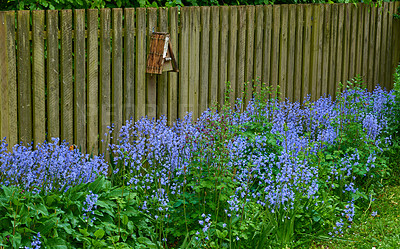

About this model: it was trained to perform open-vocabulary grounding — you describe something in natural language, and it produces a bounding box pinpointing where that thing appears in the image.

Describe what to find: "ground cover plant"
[0,72,398,248]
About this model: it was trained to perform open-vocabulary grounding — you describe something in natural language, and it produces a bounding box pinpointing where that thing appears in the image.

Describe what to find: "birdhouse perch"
[146,32,178,74]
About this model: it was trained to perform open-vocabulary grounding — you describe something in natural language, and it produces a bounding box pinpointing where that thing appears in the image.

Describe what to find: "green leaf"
[122,214,129,225]
[79,228,90,237]
[37,217,58,236]
[46,237,68,248]
[88,176,105,194]
[137,237,157,248]
[94,229,105,239]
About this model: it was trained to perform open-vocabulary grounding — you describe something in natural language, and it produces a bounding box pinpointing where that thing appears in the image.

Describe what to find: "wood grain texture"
[348,4,357,80]
[0,12,7,142]
[287,5,296,102]
[228,6,238,107]
[386,3,394,87]
[5,12,17,147]
[87,9,99,154]
[367,5,376,92]
[373,4,382,89]
[271,5,280,99]
[362,4,370,87]
[321,4,331,97]
[335,4,344,92]
[74,9,86,152]
[219,6,229,109]
[189,7,200,119]
[245,5,255,104]
[135,8,146,121]
[279,5,288,100]
[254,5,264,96]
[47,10,60,141]
[263,6,272,94]
[100,8,111,155]
[209,6,220,109]
[200,7,210,114]
[168,7,178,124]
[60,10,73,144]
[32,10,45,145]
[302,5,311,101]
[146,8,157,120]
[236,6,246,103]
[294,5,303,102]
[112,8,123,144]
[124,8,135,122]
[379,2,388,89]
[158,8,169,119]
[329,4,338,98]
[17,11,32,144]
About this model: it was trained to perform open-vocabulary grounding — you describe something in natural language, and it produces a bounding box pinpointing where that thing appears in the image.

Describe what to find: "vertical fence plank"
[179,7,189,119]
[146,8,157,120]
[136,8,146,121]
[254,5,264,95]
[209,6,219,108]
[219,6,229,108]
[356,4,364,77]
[392,2,400,85]
[124,8,135,122]
[100,8,111,155]
[32,11,45,145]
[0,12,7,141]
[112,8,123,143]
[189,7,200,119]
[321,4,331,97]
[315,5,324,99]
[349,4,358,80]
[380,2,388,89]
[47,10,59,141]
[263,5,272,95]
[228,7,238,107]
[60,10,73,144]
[158,8,169,118]
[17,11,32,144]
[245,5,255,103]
[302,5,311,101]
[386,3,394,87]
[74,9,86,152]
[200,7,210,113]
[328,4,338,98]
[236,6,246,103]
[335,4,344,91]
[373,4,382,89]
[294,5,303,102]
[271,5,280,98]
[367,5,376,91]
[87,9,99,154]
[310,5,319,99]
[5,12,17,146]
[168,7,178,124]
[279,5,288,100]
[362,4,370,86]
[287,5,296,102]
[341,4,351,87]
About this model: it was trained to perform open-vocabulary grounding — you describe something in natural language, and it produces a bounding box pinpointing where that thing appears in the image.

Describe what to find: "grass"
[314,183,400,249]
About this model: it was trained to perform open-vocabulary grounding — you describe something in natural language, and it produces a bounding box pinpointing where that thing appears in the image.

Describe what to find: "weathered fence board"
[0,3,399,154]
[74,9,86,152]
[100,8,111,154]
[87,9,99,153]
[32,10,45,145]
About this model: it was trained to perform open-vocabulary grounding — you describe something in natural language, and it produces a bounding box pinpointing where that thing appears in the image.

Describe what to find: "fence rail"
[0,2,399,154]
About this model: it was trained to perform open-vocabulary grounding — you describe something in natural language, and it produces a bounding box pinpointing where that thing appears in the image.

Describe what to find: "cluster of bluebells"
[0,138,108,193]
[108,85,394,238]
[24,232,41,249]
[82,191,99,224]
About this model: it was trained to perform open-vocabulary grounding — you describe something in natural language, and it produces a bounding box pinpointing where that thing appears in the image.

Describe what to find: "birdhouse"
[146,32,178,74]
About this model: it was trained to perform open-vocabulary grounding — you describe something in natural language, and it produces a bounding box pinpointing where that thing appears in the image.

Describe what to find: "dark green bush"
[0,0,395,11]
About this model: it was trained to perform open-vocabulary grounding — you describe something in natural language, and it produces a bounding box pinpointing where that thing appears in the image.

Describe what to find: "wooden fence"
[0,3,400,154]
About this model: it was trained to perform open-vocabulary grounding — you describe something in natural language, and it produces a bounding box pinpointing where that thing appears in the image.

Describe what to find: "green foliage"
[0,176,157,248]
[0,0,391,11]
